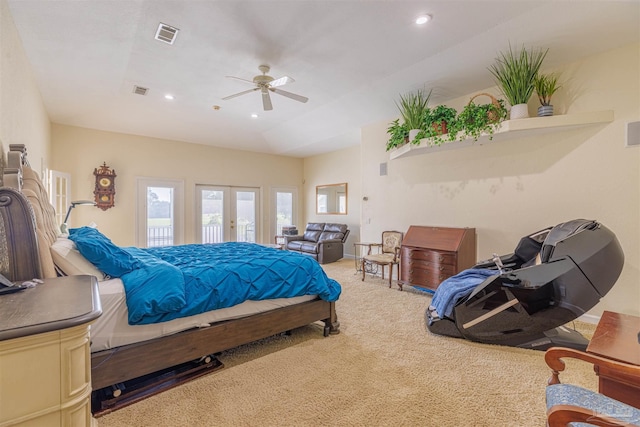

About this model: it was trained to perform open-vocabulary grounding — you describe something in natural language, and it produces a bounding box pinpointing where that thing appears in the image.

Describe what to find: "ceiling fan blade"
[225,76,255,85]
[270,87,308,103]
[222,87,259,101]
[262,89,273,111]
[269,76,295,88]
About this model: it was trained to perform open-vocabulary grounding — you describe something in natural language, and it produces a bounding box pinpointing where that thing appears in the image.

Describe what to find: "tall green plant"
[395,89,431,130]
[488,45,548,106]
[534,73,561,106]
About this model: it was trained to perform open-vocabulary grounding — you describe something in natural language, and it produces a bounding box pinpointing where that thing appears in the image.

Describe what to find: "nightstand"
[0,275,102,426]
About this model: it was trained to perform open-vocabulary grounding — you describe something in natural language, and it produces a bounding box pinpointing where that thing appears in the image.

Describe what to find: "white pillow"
[50,237,107,281]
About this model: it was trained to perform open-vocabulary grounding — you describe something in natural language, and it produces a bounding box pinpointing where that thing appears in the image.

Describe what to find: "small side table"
[586,310,640,409]
[353,242,380,273]
[274,235,286,249]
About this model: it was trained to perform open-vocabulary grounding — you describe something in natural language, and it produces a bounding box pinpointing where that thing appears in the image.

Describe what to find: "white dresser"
[0,275,101,426]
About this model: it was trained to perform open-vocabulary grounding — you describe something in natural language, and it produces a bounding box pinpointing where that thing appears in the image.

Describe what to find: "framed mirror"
[316,183,347,215]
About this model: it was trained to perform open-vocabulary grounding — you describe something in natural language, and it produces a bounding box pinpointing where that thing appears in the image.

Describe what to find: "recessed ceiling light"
[164,94,174,100]
[415,14,432,25]
[251,113,258,118]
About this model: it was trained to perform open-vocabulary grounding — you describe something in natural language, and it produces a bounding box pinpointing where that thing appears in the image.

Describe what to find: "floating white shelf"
[389,110,614,160]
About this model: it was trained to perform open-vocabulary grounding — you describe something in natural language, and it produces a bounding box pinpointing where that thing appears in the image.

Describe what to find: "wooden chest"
[399,225,476,291]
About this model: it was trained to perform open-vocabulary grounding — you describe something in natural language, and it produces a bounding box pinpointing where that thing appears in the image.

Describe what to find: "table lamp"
[60,200,96,234]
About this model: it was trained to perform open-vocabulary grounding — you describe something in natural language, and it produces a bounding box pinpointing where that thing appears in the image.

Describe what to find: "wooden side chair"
[544,347,640,427]
[361,231,403,288]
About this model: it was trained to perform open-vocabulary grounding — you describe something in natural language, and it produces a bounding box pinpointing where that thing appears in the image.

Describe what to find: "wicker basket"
[468,92,503,123]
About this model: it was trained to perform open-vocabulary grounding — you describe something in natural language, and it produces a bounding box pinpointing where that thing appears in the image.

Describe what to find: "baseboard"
[577,313,600,324]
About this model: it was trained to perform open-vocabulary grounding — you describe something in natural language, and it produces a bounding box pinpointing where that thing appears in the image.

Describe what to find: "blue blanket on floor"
[430,268,498,318]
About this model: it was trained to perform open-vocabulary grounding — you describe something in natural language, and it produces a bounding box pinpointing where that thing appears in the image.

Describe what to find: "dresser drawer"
[403,258,456,271]
[402,248,456,265]
[405,266,451,283]
[401,271,448,290]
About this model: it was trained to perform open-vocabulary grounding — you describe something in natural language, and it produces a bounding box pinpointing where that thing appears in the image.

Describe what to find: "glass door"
[136,178,184,247]
[272,188,297,235]
[49,170,70,228]
[196,185,259,243]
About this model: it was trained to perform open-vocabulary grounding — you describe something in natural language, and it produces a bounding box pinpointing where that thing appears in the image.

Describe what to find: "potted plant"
[488,45,548,119]
[423,105,458,145]
[395,89,431,142]
[456,94,507,141]
[534,73,561,116]
[386,119,409,151]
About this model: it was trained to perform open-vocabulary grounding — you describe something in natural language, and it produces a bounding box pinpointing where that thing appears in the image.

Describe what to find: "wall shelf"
[389,110,614,160]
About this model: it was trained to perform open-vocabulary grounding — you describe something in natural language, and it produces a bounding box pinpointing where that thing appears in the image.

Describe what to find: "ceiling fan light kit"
[223,65,308,111]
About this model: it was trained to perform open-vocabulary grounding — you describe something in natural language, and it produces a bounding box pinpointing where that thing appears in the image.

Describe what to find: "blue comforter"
[121,243,342,325]
[68,227,341,325]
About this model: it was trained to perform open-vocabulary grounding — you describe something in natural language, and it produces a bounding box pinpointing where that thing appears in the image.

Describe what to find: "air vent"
[133,85,148,96]
[155,23,179,45]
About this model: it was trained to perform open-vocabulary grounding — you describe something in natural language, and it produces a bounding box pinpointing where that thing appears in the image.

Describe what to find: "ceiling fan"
[222,65,308,111]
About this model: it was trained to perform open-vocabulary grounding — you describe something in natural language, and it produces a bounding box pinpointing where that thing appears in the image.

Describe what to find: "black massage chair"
[426,219,624,351]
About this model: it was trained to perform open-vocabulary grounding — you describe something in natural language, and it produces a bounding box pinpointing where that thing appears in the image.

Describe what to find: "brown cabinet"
[399,226,476,291]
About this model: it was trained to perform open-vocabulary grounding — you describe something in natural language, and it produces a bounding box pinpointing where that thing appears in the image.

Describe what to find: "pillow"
[68,227,140,277]
[50,237,107,281]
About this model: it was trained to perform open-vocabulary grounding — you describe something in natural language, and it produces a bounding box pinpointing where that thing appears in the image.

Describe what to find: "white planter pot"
[409,129,420,142]
[510,103,529,119]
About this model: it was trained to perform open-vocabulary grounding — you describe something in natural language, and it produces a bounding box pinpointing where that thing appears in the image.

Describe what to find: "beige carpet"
[96,259,597,427]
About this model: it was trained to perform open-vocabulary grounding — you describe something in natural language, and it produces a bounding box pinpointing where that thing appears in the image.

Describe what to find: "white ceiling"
[7,1,640,158]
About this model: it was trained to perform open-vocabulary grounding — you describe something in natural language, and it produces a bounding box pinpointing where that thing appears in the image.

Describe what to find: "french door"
[196,185,259,243]
[49,170,70,228]
[136,178,184,247]
[271,187,297,236]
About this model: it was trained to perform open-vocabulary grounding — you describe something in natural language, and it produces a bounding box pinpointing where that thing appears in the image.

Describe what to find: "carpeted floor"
[96,259,597,427]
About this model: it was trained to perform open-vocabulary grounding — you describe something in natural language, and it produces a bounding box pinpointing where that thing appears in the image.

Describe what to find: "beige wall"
[2,0,638,319]
[0,0,50,173]
[51,124,304,246]
[303,144,361,255]
[357,43,639,317]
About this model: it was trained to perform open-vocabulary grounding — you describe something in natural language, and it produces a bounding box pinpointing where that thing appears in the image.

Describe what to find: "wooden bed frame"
[0,144,339,407]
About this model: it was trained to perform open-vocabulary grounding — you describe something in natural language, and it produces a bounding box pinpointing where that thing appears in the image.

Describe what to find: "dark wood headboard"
[0,144,57,281]
[0,145,43,280]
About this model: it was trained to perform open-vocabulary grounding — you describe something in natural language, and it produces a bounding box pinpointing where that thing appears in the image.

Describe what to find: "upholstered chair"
[361,231,403,287]
[545,347,640,426]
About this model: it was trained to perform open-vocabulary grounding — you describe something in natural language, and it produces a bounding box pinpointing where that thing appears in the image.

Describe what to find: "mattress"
[90,277,316,352]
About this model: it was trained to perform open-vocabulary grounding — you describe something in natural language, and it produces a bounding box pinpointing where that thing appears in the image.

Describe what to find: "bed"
[0,144,340,410]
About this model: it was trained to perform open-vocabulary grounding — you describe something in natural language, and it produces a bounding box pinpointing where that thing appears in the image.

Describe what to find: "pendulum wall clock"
[93,162,116,211]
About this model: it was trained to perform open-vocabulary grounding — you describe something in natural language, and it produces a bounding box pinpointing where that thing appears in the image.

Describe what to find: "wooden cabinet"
[399,226,476,291]
[0,275,101,426]
[586,311,640,409]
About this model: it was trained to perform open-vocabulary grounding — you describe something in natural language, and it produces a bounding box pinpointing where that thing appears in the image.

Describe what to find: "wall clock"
[93,162,116,211]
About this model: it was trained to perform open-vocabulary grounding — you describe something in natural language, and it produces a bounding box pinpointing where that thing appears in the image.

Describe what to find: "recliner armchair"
[426,219,625,351]
[284,223,350,264]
